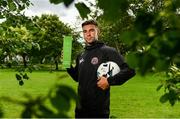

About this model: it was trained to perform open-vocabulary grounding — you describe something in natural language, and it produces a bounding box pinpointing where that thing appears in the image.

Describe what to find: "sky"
[24,0,94,29]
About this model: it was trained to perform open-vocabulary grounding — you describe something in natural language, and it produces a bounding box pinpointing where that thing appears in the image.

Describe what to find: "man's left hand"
[97,76,109,90]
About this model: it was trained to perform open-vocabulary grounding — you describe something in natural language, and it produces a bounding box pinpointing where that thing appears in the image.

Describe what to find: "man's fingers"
[97,77,109,90]
[97,77,101,80]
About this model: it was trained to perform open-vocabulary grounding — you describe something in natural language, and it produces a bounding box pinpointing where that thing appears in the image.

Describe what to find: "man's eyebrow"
[89,28,95,31]
[82,28,95,32]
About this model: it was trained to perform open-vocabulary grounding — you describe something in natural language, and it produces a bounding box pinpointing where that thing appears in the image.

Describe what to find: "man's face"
[82,24,99,45]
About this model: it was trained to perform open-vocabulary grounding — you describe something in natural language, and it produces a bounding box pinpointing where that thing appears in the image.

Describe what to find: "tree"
[32,14,73,70]
[97,16,133,55]
[0,0,31,19]
[0,14,39,68]
[0,0,38,68]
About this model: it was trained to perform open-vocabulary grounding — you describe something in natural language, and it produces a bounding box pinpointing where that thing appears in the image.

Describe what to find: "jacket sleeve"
[107,63,135,85]
[66,55,79,82]
[103,47,136,85]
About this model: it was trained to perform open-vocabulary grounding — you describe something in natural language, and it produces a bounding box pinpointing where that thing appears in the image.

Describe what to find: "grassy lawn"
[0,69,179,118]
[110,74,180,118]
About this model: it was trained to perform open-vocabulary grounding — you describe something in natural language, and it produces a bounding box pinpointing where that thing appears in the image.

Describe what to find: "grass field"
[0,69,179,118]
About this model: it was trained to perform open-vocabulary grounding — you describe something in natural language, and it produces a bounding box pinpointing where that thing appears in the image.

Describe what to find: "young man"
[67,20,135,118]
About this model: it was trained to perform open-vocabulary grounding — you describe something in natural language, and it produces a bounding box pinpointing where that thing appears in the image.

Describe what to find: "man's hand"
[97,76,109,90]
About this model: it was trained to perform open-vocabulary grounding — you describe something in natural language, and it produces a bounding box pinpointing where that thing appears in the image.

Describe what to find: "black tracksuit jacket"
[67,41,135,116]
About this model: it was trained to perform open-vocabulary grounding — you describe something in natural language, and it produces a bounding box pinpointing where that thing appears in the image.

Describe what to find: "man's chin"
[86,40,97,45]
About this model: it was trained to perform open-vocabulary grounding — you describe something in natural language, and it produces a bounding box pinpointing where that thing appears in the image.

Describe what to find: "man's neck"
[86,40,98,46]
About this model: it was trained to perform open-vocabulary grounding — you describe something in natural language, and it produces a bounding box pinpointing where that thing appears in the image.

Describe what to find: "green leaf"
[139,53,156,75]
[159,93,169,103]
[2,0,7,7]
[0,107,3,117]
[23,73,29,80]
[8,1,17,11]
[21,0,29,3]
[37,104,53,117]
[49,85,77,111]
[26,43,32,50]
[155,59,170,72]
[135,11,154,32]
[19,80,24,86]
[50,95,70,111]
[97,0,129,21]
[63,0,74,7]
[121,31,139,46]
[21,107,31,118]
[0,49,3,55]
[49,0,63,4]
[49,0,74,7]
[125,52,139,68]
[75,2,91,19]
[19,4,25,11]
[16,74,22,80]
[168,90,177,106]
[156,84,163,91]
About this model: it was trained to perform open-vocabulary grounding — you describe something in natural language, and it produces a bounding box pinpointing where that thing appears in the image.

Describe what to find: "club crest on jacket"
[91,57,99,65]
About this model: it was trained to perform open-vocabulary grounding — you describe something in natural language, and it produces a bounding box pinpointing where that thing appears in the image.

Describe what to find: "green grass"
[110,74,180,118]
[0,69,179,118]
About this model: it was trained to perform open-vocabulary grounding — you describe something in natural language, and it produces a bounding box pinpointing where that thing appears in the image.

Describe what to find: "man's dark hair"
[82,20,98,27]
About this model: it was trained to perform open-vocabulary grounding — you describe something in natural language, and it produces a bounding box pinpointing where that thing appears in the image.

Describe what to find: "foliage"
[0,13,82,70]
[0,107,3,118]
[0,13,40,68]
[49,0,74,7]
[157,65,180,106]
[98,16,134,55]
[75,2,91,19]
[15,65,39,86]
[0,84,77,118]
[123,9,180,74]
[97,0,129,21]
[49,0,91,19]
[121,0,180,105]
[32,14,73,70]
[0,0,31,19]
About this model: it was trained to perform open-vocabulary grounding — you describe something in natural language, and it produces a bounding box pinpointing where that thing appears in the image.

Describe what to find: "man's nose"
[86,31,91,36]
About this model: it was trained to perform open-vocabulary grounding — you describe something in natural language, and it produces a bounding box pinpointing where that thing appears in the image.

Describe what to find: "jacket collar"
[85,40,104,50]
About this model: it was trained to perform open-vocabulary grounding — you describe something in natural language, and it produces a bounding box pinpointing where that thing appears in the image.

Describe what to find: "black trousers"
[75,108,109,118]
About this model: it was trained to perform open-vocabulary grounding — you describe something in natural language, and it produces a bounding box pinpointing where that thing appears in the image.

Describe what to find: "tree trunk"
[54,56,59,70]
[55,60,59,70]
[40,57,44,64]
[22,53,27,68]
